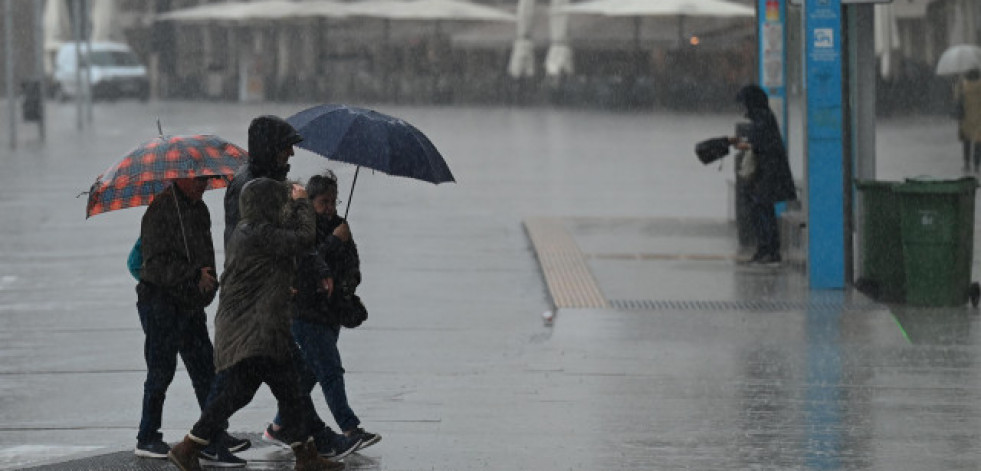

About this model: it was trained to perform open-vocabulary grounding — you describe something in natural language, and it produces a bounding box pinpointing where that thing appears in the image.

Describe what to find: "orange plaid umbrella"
[85,134,247,218]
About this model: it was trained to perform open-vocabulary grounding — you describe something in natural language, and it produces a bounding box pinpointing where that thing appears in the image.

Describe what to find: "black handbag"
[318,290,368,328]
[695,136,731,165]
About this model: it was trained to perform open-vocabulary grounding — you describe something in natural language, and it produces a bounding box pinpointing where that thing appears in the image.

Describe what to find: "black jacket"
[140,185,217,310]
[738,85,797,204]
[293,214,361,326]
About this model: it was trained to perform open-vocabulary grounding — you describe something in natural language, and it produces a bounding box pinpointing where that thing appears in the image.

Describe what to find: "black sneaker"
[754,253,782,267]
[217,431,251,453]
[262,424,290,449]
[346,427,381,451]
[199,443,247,468]
[736,252,763,265]
[314,429,362,460]
[134,439,170,459]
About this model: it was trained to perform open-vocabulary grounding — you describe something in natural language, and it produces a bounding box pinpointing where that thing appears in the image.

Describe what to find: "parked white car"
[51,42,149,101]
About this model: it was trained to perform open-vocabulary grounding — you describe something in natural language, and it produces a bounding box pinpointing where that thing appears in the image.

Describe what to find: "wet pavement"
[1,100,981,470]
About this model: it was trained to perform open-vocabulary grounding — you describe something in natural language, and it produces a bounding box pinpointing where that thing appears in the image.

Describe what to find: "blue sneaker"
[199,443,246,468]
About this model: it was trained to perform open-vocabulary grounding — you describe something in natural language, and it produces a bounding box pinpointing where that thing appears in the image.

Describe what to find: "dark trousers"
[136,282,215,443]
[274,320,360,432]
[964,140,981,168]
[751,196,780,258]
[190,356,320,445]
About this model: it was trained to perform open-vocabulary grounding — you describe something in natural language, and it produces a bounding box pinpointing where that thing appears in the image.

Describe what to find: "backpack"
[127,237,143,280]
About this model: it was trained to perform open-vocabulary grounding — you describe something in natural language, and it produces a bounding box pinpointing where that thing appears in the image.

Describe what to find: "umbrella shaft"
[344,166,360,220]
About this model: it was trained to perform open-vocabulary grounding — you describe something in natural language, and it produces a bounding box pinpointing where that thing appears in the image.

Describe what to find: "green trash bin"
[894,177,980,307]
[855,180,905,302]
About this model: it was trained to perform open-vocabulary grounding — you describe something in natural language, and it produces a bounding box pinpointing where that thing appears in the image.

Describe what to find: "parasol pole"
[157,118,163,136]
[343,165,360,220]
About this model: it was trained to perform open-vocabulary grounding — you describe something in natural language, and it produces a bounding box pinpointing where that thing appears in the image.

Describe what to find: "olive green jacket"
[213,180,315,372]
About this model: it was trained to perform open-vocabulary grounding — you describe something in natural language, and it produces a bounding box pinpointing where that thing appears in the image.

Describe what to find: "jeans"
[274,319,360,432]
[136,282,215,443]
[751,196,780,258]
[191,356,317,445]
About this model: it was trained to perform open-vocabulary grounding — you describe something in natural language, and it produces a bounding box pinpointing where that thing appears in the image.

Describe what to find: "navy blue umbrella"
[287,104,455,217]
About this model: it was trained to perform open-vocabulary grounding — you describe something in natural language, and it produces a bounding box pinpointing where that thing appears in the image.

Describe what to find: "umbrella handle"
[343,166,360,220]
[157,118,163,137]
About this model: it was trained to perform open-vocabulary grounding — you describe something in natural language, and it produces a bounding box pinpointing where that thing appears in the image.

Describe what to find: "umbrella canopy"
[936,44,981,76]
[286,104,454,217]
[86,134,247,218]
[344,0,515,22]
[287,104,454,184]
[155,0,350,23]
[558,0,754,17]
[556,0,753,48]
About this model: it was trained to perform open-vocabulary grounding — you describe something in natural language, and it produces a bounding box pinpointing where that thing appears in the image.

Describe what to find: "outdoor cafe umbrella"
[343,0,515,100]
[557,0,754,49]
[156,0,352,23]
[936,44,981,76]
[286,104,455,218]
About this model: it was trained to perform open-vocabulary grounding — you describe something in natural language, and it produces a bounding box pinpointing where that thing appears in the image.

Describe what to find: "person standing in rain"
[168,178,349,471]
[263,170,381,452]
[134,175,246,467]
[955,69,981,172]
[730,84,796,266]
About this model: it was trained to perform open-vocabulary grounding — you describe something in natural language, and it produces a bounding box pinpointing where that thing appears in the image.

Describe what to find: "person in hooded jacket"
[167,178,349,471]
[730,84,797,266]
[263,170,380,452]
[223,114,361,461]
[224,115,303,248]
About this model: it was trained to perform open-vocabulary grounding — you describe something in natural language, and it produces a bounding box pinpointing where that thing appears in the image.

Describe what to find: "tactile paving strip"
[610,299,882,312]
[524,217,607,309]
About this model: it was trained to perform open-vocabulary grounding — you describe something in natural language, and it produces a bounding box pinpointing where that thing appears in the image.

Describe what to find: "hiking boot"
[217,431,251,453]
[199,443,246,468]
[345,427,381,451]
[292,438,345,471]
[134,438,170,459]
[314,428,362,460]
[168,434,207,471]
[263,423,291,449]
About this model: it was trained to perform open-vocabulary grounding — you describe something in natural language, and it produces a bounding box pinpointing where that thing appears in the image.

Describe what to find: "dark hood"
[239,177,289,225]
[737,84,772,120]
[247,115,302,181]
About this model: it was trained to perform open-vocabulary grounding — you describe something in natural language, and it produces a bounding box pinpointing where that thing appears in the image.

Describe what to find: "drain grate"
[610,299,883,312]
